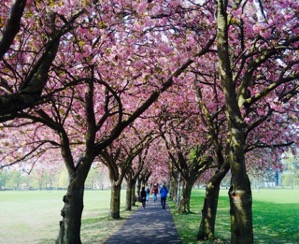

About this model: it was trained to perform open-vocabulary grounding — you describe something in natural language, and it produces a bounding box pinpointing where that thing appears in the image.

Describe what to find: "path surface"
[104,197,182,244]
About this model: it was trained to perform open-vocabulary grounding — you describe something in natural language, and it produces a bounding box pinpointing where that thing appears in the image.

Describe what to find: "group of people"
[140,183,168,209]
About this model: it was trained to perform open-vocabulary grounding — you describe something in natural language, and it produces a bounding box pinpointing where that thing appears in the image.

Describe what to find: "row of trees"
[0,165,110,190]
[0,1,298,243]
[2,155,297,191]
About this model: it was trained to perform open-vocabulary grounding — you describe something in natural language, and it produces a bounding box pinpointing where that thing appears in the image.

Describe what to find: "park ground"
[0,188,298,243]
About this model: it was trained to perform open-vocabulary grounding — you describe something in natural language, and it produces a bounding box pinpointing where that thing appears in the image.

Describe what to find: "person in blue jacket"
[160,184,168,209]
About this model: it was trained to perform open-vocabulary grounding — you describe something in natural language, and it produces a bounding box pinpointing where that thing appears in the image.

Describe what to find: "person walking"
[146,187,150,201]
[152,183,159,201]
[160,184,168,209]
[140,186,147,208]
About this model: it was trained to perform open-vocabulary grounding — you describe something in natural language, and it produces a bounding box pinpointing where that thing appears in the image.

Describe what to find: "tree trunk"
[169,176,178,202]
[126,178,133,211]
[197,162,230,240]
[56,180,84,244]
[227,120,253,243]
[216,0,253,241]
[131,181,137,206]
[177,180,193,213]
[136,180,141,201]
[110,182,121,219]
[229,162,253,244]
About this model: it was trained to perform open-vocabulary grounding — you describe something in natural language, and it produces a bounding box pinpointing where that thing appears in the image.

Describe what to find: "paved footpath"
[104,197,183,244]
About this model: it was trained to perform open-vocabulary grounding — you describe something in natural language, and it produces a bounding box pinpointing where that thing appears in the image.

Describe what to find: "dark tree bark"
[110,182,122,219]
[0,0,26,59]
[99,147,126,219]
[169,172,178,202]
[228,151,253,244]
[171,149,213,213]
[131,181,137,207]
[125,177,135,210]
[197,161,230,240]
[56,180,84,244]
[177,179,193,213]
[136,180,142,201]
[56,155,92,244]
[168,162,179,202]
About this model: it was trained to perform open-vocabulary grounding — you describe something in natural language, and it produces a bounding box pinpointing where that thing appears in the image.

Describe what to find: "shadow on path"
[104,197,182,244]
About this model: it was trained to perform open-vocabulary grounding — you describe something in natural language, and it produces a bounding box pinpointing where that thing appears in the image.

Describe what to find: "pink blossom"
[252,23,263,32]
[136,2,147,15]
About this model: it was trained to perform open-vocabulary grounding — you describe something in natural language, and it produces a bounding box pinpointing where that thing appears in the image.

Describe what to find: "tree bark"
[197,162,230,240]
[229,153,253,243]
[177,180,193,213]
[56,179,84,244]
[136,180,141,201]
[169,173,178,202]
[131,181,137,206]
[110,182,121,219]
[216,0,253,242]
[126,178,133,211]
[0,0,26,59]
[226,108,253,244]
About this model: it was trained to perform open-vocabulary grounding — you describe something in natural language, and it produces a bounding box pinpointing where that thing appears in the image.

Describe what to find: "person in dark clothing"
[140,186,147,208]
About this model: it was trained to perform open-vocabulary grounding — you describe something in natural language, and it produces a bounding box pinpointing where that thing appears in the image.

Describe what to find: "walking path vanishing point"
[104,196,183,244]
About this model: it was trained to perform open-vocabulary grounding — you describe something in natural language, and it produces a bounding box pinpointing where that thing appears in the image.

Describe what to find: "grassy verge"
[169,189,299,244]
[0,190,138,243]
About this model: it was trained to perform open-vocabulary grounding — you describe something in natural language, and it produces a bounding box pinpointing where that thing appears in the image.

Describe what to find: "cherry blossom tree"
[214,0,299,242]
[156,99,214,213]
[166,1,298,241]
[189,63,231,240]
[0,1,215,243]
[99,124,153,218]
[192,61,296,240]
[125,129,169,207]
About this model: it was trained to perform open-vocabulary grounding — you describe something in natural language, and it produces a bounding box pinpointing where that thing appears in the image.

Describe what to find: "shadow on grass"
[39,207,138,244]
[170,193,299,244]
[81,208,137,243]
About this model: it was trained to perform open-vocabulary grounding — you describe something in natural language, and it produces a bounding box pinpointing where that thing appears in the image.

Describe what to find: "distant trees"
[281,151,299,188]
[0,166,110,190]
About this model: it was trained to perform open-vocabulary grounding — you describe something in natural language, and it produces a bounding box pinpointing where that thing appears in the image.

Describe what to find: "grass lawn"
[1,188,298,243]
[169,188,299,244]
[0,189,135,243]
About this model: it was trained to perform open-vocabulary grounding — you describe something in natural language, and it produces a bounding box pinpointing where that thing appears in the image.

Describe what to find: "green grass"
[169,189,299,244]
[252,189,299,243]
[0,189,135,243]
